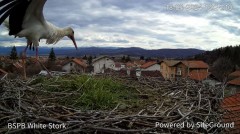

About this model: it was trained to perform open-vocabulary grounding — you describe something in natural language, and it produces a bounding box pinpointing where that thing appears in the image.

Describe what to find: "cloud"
[0,0,240,50]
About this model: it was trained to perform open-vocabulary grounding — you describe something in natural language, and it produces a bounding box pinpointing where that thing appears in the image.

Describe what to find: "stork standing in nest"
[0,0,78,58]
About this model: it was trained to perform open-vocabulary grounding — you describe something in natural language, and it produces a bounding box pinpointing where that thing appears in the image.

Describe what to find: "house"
[5,61,24,74]
[159,60,180,80]
[92,56,115,74]
[227,77,240,94]
[226,70,240,94]
[133,60,146,67]
[126,62,136,69]
[221,93,240,134]
[202,73,222,87]
[141,61,160,71]
[113,62,126,71]
[160,60,209,81]
[228,70,240,80]
[115,68,162,78]
[176,61,209,81]
[62,58,87,73]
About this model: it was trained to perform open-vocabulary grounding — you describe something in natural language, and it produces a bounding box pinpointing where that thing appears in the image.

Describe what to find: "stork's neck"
[57,27,71,36]
[46,23,70,44]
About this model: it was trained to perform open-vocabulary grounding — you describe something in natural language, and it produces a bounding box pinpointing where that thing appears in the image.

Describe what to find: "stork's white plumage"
[0,0,78,57]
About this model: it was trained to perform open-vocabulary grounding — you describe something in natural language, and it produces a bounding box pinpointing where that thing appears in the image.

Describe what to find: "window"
[70,63,73,66]
[177,67,182,75]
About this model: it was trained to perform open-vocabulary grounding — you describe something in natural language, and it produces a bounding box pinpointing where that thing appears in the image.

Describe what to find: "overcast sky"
[0,0,239,50]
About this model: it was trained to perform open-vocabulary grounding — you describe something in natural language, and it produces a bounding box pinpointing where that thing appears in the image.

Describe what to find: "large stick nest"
[0,76,225,133]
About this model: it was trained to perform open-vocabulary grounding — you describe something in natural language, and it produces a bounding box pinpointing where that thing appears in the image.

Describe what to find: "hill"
[194,45,240,66]
[0,46,204,58]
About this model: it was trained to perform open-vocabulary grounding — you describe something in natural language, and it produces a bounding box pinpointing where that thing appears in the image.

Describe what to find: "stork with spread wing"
[0,0,78,58]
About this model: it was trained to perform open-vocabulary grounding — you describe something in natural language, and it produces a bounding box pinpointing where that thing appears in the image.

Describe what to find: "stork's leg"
[32,40,39,60]
[36,46,39,60]
[24,45,28,53]
[32,40,52,77]
[24,40,32,53]
[21,40,31,80]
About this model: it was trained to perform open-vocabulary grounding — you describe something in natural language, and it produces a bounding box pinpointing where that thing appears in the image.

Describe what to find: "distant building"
[160,60,209,81]
[133,60,146,67]
[227,70,240,94]
[126,62,136,69]
[176,61,209,81]
[115,68,163,78]
[6,61,24,74]
[62,58,87,73]
[92,56,115,74]
[228,70,240,81]
[141,61,160,71]
[159,60,180,80]
[113,62,126,71]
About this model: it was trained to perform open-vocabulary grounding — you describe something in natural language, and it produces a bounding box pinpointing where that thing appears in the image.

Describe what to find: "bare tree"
[211,57,234,82]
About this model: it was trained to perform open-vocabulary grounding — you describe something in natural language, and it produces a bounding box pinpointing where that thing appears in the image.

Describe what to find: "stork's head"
[66,27,78,50]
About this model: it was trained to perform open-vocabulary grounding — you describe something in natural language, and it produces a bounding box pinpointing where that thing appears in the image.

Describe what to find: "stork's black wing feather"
[9,0,31,35]
[0,0,17,15]
[0,0,31,35]
[0,0,18,24]
[0,0,15,7]
[0,6,12,24]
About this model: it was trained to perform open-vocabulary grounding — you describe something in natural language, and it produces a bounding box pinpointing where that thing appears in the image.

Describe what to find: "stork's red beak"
[68,35,78,50]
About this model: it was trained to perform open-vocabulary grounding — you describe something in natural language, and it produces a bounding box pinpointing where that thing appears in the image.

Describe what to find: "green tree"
[121,56,126,62]
[83,55,87,60]
[126,55,131,62]
[140,56,144,60]
[87,55,93,65]
[48,48,56,61]
[146,57,152,62]
[10,46,18,60]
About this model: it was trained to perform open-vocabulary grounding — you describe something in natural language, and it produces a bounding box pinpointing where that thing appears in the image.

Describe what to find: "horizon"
[0,46,206,50]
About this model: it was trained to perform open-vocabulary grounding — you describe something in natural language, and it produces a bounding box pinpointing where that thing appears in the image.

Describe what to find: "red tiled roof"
[72,59,87,68]
[229,70,240,77]
[188,70,209,81]
[161,60,180,67]
[228,77,240,86]
[141,61,157,69]
[134,60,146,66]
[126,62,136,68]
[93,56,110,63]
[182,61,208,69]
[221,93,240,133]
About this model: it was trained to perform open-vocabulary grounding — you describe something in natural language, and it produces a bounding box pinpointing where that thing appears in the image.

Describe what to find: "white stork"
[0,0,78,58]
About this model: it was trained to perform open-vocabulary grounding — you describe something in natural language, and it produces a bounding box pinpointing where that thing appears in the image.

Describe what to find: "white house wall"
[142,64,160,71]
[62,62,75,73]
[62,62,85,73]
[93,58,115,74]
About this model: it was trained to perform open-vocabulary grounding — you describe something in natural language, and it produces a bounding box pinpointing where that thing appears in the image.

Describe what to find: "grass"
[30,75,139,110]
